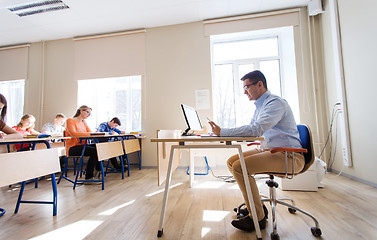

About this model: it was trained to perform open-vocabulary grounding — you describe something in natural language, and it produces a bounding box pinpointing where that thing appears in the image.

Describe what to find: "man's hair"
[240,70,268,89]
[55,113,66,119]
[110,117,121,126]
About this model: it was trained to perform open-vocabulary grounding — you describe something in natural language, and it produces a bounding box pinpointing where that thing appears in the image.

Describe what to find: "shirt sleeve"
[220,98,285,137]
[113,128,123,134]
[41,124,51,134]
[97,123,107,132]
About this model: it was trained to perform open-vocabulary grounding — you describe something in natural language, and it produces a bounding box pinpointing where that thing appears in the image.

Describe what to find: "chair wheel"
[271,232,280,240]
[288,208,296,214]
[311,227,322,237]
[157,229,163,237]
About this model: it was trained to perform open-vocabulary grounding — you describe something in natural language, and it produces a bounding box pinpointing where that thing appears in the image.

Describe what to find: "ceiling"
[0,0,311,47]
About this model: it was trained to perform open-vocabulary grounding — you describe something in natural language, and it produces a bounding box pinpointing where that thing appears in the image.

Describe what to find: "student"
[64,105,100,182]
[12,114,41,151]
[97,117,125,135]
[41,113,66,136]
[97,117,126,169]
[12,114,40,136]
[208,70,304,232]
[0,94,23,139]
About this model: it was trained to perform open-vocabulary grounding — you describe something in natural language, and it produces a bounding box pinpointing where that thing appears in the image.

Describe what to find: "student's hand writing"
[208,121,221,136]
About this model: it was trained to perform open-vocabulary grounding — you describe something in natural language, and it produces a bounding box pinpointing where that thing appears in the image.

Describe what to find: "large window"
[211,27,299,128]
[78,76,141,132]
[0,80,25,127]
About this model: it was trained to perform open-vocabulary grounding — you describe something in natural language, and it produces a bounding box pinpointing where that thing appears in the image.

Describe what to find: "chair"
[97,141,126,182]
[123,138,141,170]
[259,124,322,239]
[58,131,80,184]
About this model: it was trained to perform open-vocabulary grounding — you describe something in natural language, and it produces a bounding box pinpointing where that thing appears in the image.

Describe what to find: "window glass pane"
[260,60,281,96]
[213,37,278,62]
[213,64,235,128]
[0,80,25,127]
[211,27,299,128]
[78,76,141,132]
[236,64,255,126]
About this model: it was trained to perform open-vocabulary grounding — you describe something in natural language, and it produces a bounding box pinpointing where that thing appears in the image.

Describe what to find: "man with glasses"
[208,70,305,233]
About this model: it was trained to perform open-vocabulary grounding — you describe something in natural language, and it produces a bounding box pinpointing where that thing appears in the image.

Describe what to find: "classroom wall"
[320,0,377,185]
[143,22,213,167]
[19,9,324,168]
[13,5,377,187]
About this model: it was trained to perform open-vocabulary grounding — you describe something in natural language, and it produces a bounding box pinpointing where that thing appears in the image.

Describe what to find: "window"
[78,76,141,132]
[0,80,25,127]
[211,27,299,128]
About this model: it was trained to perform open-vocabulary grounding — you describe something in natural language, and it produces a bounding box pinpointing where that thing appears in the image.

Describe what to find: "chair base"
[261,175,322,238]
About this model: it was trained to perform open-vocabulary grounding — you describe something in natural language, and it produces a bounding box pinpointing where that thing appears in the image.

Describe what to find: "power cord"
[318,103,341,170]
[208,165,236,183]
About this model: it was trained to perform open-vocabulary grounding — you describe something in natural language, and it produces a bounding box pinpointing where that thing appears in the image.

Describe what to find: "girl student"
[0,93,22,140]
[12,114,41,151]
[64,105,101,182]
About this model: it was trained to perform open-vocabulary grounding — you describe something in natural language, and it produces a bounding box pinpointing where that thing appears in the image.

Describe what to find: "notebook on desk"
[90,132,106,136]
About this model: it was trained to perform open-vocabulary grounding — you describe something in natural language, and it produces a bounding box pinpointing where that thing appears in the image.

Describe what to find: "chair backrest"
[123,139,140,154]
[95,141,124,161]
[0,148,60,187]
[297,124,315,174]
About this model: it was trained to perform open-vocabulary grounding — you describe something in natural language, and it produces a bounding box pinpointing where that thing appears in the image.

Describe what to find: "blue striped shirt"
[220,91,302,149]
[97,122,123,135]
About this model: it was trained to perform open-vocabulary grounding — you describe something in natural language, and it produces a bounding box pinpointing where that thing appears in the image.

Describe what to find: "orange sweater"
[65,118,92,153]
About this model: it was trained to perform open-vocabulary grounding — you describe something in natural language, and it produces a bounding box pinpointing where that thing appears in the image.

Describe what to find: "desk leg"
[189,149,194,188]
[237,145,262,240]
[73,141,88,189]
[51,173,58,216]
[157,145,176,237]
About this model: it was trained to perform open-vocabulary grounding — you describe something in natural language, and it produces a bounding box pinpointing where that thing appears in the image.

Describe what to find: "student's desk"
[68,134,141,190]
[0,136,69,152]
[0,136,68,216]
[150,135,264,239]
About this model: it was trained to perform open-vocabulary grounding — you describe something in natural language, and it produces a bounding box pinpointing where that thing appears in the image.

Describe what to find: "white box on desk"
[277,163,318,191]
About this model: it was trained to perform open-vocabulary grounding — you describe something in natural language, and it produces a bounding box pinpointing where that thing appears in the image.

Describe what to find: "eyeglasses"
[83,110,91,115]
[243,81,259,91]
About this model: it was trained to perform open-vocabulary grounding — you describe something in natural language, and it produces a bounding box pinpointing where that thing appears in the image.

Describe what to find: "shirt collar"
[254,90,271,108]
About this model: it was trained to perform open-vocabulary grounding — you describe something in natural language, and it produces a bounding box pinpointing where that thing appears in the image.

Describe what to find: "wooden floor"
[0,168,377,240]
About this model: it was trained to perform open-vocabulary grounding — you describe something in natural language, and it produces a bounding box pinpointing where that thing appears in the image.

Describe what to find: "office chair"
[237,124,322,239]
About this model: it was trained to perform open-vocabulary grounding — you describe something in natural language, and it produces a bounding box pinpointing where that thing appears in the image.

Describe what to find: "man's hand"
[208,121,221,136]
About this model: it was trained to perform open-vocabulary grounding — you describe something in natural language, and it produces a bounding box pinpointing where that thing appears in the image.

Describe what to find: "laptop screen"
[181,104,202,135]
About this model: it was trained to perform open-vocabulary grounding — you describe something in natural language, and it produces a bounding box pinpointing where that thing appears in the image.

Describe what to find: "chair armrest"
[247,142,261,146]
[270,147,307,154]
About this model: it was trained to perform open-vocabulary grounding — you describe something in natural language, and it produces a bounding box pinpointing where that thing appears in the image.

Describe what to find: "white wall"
[320,0,377,184]
[8,5,377,186]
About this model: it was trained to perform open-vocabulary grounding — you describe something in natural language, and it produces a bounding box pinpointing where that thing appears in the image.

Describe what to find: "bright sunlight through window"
[78,75,141,132]
[0,79,24,127]
[29,220,103,240]
[211,27,300,128]
[202,210,230,222]
[98,200,136,216]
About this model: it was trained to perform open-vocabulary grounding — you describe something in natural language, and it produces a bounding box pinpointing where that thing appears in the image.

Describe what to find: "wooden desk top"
[0,136,70,144]
[150,135,263,143]
[71,134,142,139]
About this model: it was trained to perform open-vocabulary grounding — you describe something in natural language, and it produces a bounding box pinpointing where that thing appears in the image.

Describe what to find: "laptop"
[180,104,215,137]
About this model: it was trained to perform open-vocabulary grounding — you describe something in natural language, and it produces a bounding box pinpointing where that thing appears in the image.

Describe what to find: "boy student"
[41,113,66,136]
[97,117,125,135]
[97,117,126,169]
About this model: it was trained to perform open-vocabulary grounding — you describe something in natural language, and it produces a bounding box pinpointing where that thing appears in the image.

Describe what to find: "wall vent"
[8,0,69,17]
